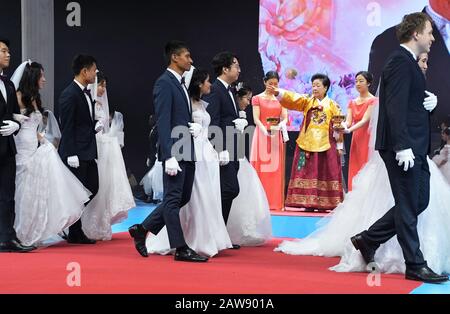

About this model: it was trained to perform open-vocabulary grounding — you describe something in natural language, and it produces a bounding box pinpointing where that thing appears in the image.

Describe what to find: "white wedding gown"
[82,112,136,240]
[146,102,233,257]
[13,111,91,247]
[432,144,450,185]
[140,160,164,201]
[227,158,272,246]
[275,150,450,275]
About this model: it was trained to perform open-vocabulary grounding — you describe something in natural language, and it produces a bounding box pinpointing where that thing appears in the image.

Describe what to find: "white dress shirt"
[167,68,191,113]
[217,78,238,114]
[74,79,93,119]
[400,44,417,60]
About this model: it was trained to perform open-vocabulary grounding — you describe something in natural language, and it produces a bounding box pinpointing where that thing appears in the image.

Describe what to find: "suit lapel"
[217,80,237,116]
[72,81,94,122]
[166,71,191,114]
[399,47,425,85]
[0,91,5,105]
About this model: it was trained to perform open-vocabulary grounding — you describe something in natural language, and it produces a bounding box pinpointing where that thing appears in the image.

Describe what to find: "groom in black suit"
[0,37,35,253]
[129,40,207,262]
[58,54,100,245]
[204,52,247,250]
[351,13,448,283]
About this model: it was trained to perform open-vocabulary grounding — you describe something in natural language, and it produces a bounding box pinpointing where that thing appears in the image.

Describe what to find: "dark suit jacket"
[368,7,450,130]
[58,81,97,161]
[153,70,194,162]
[375,47,430,156]
[0,76,20,158]
[204,79,240,159]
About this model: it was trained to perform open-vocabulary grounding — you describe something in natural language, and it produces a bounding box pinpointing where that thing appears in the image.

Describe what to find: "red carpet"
[0,233,420,294]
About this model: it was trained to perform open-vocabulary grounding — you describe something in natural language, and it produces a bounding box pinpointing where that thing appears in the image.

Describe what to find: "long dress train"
[227,158,272,246]
[13,111,91,246]
[82,112,136,240]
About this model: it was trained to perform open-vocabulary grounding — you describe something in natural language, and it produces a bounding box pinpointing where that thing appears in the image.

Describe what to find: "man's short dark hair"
[211,51,238,77]
[396,12,433,44]
[72,54,97,76]
[164,40,189,66]
[0,37,10,47]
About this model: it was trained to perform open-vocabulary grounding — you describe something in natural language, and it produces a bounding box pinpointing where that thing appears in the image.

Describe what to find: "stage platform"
[0,200,448,294]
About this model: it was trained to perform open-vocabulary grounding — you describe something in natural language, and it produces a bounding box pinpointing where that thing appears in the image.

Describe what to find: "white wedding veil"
[38,110,61,148]
[109,111,125,147]
[88,70,110,133]
[367,84,380,159]
[182,65,195,89]
[10,59,32,90]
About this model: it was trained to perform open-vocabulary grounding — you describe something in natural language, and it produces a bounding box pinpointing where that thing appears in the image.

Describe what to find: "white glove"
[232,118,248,133]
[95,121,104,133]
[219,150,230,166]
[279,120,289,143]
[67,156,80,169]
[0,120,20,137]
[239,111,247,119]
[188,122,202,138]
[395,148,415,172]
[341,122,351,134]
[423,91,437,112]
[165,157,182,176]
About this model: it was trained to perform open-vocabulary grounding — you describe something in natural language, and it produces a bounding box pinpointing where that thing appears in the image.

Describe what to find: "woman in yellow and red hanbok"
[271,74,344,211]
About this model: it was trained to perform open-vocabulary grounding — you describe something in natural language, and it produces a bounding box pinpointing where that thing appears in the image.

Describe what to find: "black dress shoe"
[231,244,241,250]
[128,224,148,257]
[67,235,96,245]
[351,234,376,264]
[175,247,208,262]
[0,240,36,253]
[406,266,449,284]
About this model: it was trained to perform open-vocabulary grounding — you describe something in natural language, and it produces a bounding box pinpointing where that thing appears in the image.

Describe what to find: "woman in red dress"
[342,71,377,191]
[250,71,288,210]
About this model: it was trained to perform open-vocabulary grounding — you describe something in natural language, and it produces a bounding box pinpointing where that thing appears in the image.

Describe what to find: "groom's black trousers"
[363,151,430,269]
[142,161,195,249]
[220,160,240,224]
[67,159,99,237]
[0,156,17,242]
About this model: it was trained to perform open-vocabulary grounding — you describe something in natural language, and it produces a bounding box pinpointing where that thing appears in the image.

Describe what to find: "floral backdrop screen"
[259,0,428,130]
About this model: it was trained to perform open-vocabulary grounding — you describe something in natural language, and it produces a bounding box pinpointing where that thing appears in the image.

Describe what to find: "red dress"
[250,95,285,210]
[347,98,377,191]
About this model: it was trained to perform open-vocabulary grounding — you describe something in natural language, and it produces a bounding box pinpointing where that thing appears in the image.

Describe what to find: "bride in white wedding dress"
[227,84,272,246]
[146,69,232,257]
[275,70,450,275]
[11,60,90,247]
[81,71,136,240]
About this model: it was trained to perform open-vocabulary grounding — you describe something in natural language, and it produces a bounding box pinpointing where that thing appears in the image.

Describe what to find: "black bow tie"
[228,85,236,93]
[0,74,7,82]
[83,87,91,95]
